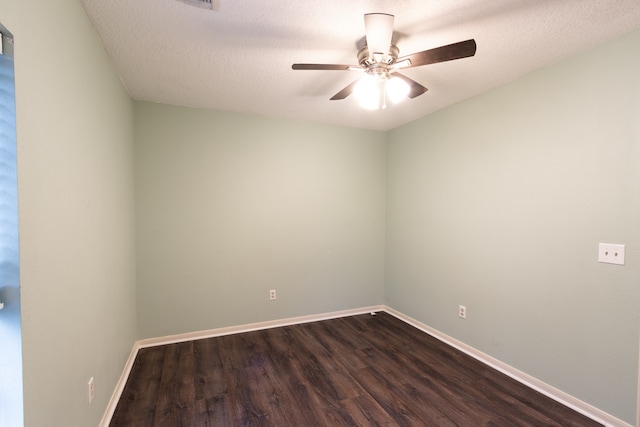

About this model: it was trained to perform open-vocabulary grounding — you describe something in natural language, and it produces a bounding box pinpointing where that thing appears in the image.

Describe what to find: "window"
[0,22,23,427]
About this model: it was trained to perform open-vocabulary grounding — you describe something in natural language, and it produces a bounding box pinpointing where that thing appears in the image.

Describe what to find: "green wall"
[2,0,639,423]
[1,0,138,425]
[134,103,386,338]
[386,30,640,423]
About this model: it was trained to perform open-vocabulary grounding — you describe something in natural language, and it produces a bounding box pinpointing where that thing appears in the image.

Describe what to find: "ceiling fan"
[292,13,477,110]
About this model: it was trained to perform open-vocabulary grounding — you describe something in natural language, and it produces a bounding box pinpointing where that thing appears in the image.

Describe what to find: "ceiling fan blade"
[397,39,476,68]
[292,63,355,71]
[364,13,394,61]
[392,73,428,99]
[330,78,361,100]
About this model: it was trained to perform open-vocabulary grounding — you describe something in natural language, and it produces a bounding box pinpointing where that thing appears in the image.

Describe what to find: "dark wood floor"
[110,312,602,426]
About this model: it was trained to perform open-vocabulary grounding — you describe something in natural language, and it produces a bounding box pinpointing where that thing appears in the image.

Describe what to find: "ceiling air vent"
[178,0,219,11]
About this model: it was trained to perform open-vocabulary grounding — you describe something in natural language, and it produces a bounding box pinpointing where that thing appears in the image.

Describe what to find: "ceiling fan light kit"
[354,74,410,110]
[292,13,477,111]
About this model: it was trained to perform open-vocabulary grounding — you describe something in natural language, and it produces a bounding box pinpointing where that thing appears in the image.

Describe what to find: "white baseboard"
[137,305,386,349]
[100,343,140,427]
[384,306,632,427]
[100,305,384,426]
[101,305,631,427]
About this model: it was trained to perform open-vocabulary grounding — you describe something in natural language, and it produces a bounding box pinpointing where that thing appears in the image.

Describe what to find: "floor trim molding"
[100,343,140,427]
[100,306,383,426]
[384,307,631,427]
[100,305,631,427]
[137,305,385,349]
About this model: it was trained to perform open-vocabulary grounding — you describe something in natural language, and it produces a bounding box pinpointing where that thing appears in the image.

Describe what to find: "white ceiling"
[80,0,640,131]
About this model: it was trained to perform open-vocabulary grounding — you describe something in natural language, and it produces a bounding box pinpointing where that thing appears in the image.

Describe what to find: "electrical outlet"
[88,377,95,403]
[458,305,467,319]
[269,289,276,300]
[598,243,625,265]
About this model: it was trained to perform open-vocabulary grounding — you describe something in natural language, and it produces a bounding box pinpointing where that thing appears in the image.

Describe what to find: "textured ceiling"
[80,0,640,131]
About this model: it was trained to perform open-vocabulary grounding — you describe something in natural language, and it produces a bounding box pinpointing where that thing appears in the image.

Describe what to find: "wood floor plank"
[285,324,365,401]
[340,395,397,426]
[193,396,226,427]
[193,336,225,400]
[153,342,196,426]
[110,312,603,426]
[353,365,459,426]
[110,345,165,425]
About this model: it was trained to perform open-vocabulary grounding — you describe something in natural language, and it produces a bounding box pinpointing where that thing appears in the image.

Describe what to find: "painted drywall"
[386,29,640,423]
[1,0,138,425]
[2,1,637,424]
[134,103,386,339]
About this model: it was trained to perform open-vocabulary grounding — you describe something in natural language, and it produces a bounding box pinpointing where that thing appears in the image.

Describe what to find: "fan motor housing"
[358,45,400,72]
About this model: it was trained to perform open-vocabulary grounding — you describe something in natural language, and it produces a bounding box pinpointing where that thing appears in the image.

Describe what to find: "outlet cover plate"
[458,305,467,319]
[598,243,625,265]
